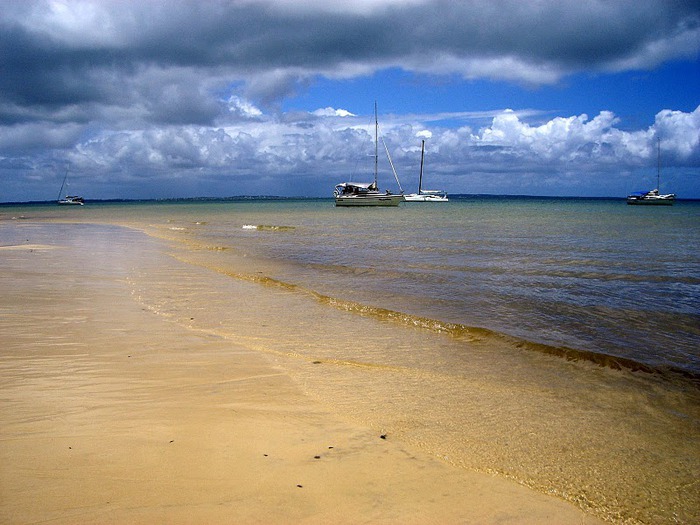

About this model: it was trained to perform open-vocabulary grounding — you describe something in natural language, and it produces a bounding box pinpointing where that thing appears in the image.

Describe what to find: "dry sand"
[0,231,604,524]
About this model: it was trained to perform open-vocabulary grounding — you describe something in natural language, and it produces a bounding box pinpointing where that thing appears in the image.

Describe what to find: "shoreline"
[0,222,604,524]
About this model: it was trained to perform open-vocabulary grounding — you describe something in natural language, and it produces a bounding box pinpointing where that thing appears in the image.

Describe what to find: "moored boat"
[627,138,675,205]
[404,140,448,202]
[334,182,404,206]
[626,189,675,205]
[334,103,404,207]
[58,195,85,205]
[57,169,84,205]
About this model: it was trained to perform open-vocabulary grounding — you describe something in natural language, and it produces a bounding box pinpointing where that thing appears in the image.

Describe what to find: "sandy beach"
[0,221,606,524]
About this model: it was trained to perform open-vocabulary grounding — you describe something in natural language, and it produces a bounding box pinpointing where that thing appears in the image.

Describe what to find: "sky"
[1,0,699,202]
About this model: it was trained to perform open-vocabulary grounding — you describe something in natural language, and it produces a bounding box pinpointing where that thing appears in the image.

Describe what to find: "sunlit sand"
[0,222,602,524]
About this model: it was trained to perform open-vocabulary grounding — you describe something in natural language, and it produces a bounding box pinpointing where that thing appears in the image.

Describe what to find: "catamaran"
[334,103,405,207]
[57,169,84,205]
[627,138,675,205]
[404,139,448,202]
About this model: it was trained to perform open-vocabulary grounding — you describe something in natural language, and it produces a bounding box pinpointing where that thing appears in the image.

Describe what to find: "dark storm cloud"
[2,0,698,123]
[0,1,698,201]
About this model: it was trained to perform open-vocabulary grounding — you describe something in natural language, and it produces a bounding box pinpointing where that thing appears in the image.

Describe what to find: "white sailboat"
[334,103,405,207]
[627,138,675,205]
[57,168,84,205]
[404,139,448,202]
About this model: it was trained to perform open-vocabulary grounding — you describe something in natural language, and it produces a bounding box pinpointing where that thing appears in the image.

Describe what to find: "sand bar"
[0,222,604,524]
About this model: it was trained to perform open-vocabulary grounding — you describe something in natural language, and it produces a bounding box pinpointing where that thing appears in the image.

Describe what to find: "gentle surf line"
[0,243,57,250]
[167,251,700,384]
[128,284,417,374]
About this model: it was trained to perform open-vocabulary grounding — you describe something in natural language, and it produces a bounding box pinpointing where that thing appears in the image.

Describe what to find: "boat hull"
[335,194,404,206]
[626,194,675,205]
[404,193,448,202]
[626,199,674,205]
[58,197,84,205]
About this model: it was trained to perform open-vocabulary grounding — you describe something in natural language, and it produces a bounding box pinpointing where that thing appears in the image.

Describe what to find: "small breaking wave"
[242,224,295,231]
[0,243,57,250]
[210,266,699,385]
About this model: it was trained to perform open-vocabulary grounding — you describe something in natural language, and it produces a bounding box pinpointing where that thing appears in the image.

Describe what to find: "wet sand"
[0,223,604,524]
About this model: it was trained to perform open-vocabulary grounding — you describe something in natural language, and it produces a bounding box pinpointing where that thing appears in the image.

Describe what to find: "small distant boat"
[626,189,675,205]
[404,140,448,202]
[334,103,404,207]
[57,169,84,205]
[627,138,675,205]
[333,181,404,206]
[58,196,85,205]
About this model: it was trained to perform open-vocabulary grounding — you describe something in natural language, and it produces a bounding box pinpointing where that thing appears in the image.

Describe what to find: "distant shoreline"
[3,194,699,206]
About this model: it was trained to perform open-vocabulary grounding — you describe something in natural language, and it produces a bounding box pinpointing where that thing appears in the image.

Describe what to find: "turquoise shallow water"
[153,196,699,377]
[2,198,699,524]
[3,196,699,376]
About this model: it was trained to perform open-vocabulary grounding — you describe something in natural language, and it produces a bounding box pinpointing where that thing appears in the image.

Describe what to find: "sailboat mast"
[419,139,425,194]
[657,137,661,190]
[57,168,68,201]
[374,101,378,187]
[382,138,403,193]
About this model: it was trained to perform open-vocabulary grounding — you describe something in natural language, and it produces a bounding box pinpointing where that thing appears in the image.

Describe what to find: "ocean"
[192,196,700,375]
[2,196,699,524]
